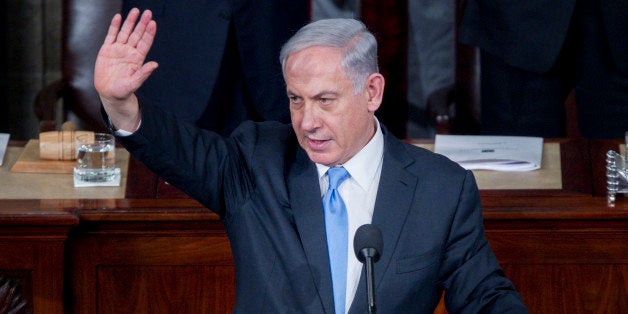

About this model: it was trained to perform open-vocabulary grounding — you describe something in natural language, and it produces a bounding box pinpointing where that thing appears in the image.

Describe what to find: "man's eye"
[319,98,331,105]
[289,96,302,104]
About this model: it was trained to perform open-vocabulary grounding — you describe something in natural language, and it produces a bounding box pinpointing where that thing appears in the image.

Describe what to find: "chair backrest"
[61,0,122,131]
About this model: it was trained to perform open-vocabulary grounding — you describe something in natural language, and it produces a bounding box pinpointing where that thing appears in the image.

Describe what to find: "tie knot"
[327,167,350,190]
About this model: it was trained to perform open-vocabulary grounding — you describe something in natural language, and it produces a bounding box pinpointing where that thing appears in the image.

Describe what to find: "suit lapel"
[349,132,419,313]
[288,147,335,313]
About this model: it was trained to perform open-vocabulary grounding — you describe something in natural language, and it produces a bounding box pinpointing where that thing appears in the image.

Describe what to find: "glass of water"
[74,133,116,182]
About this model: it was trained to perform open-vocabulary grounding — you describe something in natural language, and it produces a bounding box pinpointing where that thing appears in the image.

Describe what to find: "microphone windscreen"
[353,224,383,262]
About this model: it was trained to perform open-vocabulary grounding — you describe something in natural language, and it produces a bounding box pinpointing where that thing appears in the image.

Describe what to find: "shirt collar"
[316,118,384,190]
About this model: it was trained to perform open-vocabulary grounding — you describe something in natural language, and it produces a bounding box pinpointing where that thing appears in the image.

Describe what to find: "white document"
[434,135,543,171]
[0,133,9,166]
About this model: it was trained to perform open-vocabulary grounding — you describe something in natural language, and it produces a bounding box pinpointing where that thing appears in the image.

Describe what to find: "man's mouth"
[307,137,329,150]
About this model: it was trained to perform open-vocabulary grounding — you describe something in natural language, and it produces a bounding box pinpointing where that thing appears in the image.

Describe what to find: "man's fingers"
[103,14,122,45]
[127,10,153,48]
[95,8,156,102]
[117,8,140,44]
[132,61,159,89]
[136,20,157,56]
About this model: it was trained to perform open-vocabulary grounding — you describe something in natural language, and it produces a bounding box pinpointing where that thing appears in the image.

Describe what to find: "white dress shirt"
[316,120,384,313]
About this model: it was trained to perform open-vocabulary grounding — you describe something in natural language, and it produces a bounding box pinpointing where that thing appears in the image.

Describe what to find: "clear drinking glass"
[74,133,116,182]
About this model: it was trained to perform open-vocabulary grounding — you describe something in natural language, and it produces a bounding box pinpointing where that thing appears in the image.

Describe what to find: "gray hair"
[279,18,379,94]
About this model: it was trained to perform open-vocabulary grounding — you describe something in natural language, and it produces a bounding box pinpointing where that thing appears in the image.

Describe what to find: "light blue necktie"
[323,166,350,314]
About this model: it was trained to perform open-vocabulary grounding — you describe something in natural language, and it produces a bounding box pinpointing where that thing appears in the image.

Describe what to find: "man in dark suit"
[459,0,628,139]
[95,9,528,312]
[120,0,309,135]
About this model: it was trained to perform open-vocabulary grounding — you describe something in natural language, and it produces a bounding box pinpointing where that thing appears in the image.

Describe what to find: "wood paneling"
[67,205,233,313]
[0,203,77,314]
[502,265,626,313]
[97,266,234,314]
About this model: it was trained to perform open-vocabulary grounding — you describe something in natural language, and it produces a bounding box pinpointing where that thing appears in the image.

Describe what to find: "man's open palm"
[94,8,158,104]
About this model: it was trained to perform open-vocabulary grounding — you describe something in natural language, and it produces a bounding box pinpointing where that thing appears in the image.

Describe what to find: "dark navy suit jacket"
[110,102,527,313]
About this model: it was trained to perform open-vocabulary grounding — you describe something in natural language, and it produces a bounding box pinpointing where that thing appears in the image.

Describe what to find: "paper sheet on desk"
[0,133,9,166]
[434,135,543,171]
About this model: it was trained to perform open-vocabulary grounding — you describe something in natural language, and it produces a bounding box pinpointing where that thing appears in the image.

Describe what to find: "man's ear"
[365,73,385,112]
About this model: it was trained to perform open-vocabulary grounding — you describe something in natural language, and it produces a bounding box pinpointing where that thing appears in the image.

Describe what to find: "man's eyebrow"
[286,90,339,98]
[312,90,340,99]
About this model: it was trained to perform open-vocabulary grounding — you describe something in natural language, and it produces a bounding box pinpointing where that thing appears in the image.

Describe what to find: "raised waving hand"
[94,8,158,131]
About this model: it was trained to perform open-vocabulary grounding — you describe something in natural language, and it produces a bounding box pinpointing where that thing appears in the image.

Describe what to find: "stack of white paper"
[434,135,543,171]
[0,133,9,166]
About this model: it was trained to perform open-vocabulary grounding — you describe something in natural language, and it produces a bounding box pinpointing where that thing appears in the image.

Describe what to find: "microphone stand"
[360,247,378,314]
[354,224,382,314]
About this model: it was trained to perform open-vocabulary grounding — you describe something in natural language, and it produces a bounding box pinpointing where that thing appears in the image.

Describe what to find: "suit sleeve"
[439,171,528,313]
[103,100,253,217]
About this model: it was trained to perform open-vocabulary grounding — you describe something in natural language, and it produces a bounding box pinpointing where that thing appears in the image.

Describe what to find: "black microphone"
[353,224,383,314]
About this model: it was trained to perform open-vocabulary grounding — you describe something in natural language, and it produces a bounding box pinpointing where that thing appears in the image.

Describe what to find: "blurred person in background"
[460,0,628,139]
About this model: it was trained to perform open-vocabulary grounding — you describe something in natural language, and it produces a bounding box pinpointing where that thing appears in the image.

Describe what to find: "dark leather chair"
[35,0,122,132]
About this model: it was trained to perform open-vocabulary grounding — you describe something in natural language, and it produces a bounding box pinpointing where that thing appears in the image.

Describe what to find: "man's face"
[285,46,382,166]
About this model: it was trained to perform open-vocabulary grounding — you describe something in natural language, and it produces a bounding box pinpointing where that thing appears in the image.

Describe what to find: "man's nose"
[300,103,321,131]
